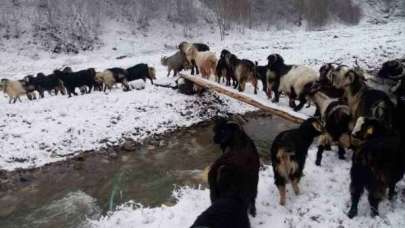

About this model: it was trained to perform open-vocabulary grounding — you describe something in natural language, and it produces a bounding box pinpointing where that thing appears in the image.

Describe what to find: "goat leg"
[261,78,267,93]
[368,192,381,217]
[292,178,300,195]
[272,91,281,103]
[388,183,397,200]
[249,198,257,217]
[277,184,287,206]
[338,145,346,160]
[293,96,306,111]
[289,98,297,109]
[315,145,325,166]
[348,182,364,218]
[193,60,199,75]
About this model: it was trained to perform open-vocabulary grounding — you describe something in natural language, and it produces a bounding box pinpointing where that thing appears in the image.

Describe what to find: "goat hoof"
[371,210,379,218]
[249,208,256,217]
[348,209,358,219]
[315,160,321,166]
[389,191,397,200]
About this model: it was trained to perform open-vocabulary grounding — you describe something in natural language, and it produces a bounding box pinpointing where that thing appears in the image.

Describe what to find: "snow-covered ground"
[1,19,405,227]
[89,149,405,228]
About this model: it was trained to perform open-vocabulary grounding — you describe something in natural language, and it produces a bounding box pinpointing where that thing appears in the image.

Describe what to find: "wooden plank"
[179,74,306,124]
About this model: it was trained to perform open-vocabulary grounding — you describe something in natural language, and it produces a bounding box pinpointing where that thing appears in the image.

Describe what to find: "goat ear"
[388,61,399,67]
[311,119,323,132]
[346,70,356,83]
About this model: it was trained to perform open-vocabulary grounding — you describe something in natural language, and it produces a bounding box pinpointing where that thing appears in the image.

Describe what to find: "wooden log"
[180,74,306,124]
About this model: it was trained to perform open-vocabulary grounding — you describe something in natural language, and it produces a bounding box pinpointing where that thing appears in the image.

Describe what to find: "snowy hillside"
[0,0,403,53]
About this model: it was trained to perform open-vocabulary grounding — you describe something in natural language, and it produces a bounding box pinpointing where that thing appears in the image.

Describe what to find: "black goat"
[55,68,97,97]
[126,64,156,85]
[219,49,237,87]
[348,117,405,218]
[271,118,322,205]
[24,73,65,98]
[224,53,240,90]
[209,117,260,217]
[377,59,405,80]
[255,61,269,93]
[216,57,228,84]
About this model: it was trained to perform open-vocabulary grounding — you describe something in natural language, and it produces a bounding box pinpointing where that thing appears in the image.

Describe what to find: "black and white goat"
[266,54,318,111]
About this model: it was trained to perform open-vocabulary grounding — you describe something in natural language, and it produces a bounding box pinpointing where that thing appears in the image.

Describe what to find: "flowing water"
[0,113,295,228]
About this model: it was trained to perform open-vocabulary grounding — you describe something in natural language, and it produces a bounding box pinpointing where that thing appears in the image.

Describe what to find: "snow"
[0,17,405,228]
[89,148,405,228]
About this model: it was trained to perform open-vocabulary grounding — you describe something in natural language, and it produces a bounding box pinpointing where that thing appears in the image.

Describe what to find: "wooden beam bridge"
[180,74,307,124]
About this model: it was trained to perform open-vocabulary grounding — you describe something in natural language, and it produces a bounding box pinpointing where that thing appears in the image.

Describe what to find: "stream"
[0,112,295,228]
